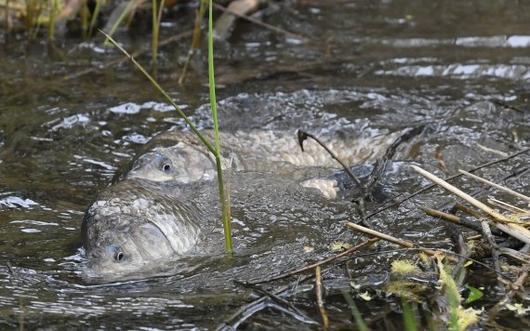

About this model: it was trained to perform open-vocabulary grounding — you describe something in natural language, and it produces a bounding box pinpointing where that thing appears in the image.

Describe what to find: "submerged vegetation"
[1,1,530,330]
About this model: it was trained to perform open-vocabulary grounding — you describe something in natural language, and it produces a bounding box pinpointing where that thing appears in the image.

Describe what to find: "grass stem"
[208,0,233,253]
[89,0,103,37]
[151,0,159,65]
[48,0,58,40]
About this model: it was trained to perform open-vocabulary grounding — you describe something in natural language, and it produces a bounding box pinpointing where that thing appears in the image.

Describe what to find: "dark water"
[1,0,529,329]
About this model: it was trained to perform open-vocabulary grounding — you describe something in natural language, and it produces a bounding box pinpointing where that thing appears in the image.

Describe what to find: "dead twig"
[217,273,315,330]
[497,247,530,264]
[487,197,530,214]
[411,165,530,245]
[451,230,469,286]
[297,127,423,224]
[481,220,505,291]
[346,222,450,259]
[315,266,329,330]
[233,280,318,325]
[297,129,363,187]
[365,125,425,194]
[366,148,530,219]
[421,207,503,236]
[214,0,261,41]
[459,169,530,203]
[455,203,484,218]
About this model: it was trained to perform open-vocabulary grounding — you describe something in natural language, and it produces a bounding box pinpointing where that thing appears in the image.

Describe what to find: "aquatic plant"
[179,0,207,84]
[402,300,418,331]
[341,290,369,331]
[88,0,104,37]
[437,258,480,331]
[47,0,59,40]
[207,0,232,253]
[151,0,165,65]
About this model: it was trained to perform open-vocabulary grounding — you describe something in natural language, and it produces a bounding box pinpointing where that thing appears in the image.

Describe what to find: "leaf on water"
[464,285,483,304]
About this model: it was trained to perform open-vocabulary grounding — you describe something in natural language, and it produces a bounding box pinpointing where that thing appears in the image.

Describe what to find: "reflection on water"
[376,35,530,48]
[1,0,529,329]
[377,63,530,80]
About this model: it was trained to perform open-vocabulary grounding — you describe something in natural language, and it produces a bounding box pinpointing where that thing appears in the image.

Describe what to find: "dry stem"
[411,165,530,244]
[315,266,329,330]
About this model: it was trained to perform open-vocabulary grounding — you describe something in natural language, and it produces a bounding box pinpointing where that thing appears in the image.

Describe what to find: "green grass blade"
[151,0,158,65]
[178,0,206,84]
[341,290,369,331]
[47,0,58,40]
[208,0,233,253]
[402,300,418,331]
[89,0,103,37]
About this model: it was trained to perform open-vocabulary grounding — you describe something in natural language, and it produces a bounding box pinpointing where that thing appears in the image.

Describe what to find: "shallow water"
[1,0,529,329]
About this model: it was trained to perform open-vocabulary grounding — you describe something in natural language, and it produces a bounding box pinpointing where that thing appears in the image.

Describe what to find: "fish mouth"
[81,263,167,284]
[80,254,205,285]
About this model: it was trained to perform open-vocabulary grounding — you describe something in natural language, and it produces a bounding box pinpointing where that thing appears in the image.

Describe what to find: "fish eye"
[114,251,124,262]
[162,163,172,173]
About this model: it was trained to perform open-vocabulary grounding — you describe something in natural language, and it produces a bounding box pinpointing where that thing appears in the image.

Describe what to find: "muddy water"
[1,0,529,329]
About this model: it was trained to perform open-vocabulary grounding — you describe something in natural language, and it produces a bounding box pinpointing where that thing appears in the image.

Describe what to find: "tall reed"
[89,0,104,37]
[178,0,207,84]
[24,0,42,39]
[151,0,165,65]
[47,0,59,40]
[207,0,232,253]
[80,0,90,38]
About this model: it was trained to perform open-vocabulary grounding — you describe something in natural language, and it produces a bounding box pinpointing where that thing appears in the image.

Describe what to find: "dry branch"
[315,266,329,330]
[367,148,530,219]
[411,165,530,245]
[345,222,441,258]
[459,169,530,203]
